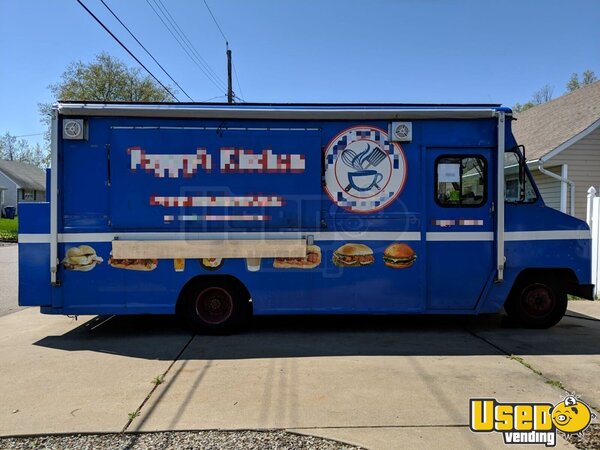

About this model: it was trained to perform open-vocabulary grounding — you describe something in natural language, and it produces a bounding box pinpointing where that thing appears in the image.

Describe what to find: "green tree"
[531,85,553,105]
[513,102,535,113]
[47,52,175,102]
[0,132,49,168]
[567,73,580,92]
[513,84,553,113]
[582,69,597,85]
[566,70,597,92]
[39,53,177,150]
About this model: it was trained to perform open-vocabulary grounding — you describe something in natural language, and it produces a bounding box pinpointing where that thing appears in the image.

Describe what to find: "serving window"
[435,156,486,207]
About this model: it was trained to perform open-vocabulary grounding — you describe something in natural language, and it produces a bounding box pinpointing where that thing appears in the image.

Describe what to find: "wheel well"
[508,268,578,300]
[176,275,251,315]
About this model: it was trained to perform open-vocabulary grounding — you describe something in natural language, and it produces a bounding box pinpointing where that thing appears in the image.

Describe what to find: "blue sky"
[1,0,599,147]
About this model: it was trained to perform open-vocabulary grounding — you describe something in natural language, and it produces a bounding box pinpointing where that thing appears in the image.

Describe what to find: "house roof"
[512,80,600,162]
[0,160,46,191]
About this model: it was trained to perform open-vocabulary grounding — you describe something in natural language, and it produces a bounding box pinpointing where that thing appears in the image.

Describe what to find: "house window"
[436,156,486,207]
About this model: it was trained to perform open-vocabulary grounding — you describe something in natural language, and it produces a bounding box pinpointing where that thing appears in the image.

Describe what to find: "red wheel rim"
[195,287,233,325]
[521,284,555,317]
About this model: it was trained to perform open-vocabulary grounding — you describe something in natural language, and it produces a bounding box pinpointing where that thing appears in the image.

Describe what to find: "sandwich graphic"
[383,243,416,268]
[274,245,321,269]
[332,243,374,267]
[108,251,158,271]
[62,245,103,271]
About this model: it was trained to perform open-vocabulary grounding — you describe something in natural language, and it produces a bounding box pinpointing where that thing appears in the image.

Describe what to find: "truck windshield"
[504,151,537,203]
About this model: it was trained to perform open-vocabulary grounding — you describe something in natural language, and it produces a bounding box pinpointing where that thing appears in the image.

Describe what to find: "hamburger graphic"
[383,243,416,268]
[62,245,103,271]
[333,243,374,267]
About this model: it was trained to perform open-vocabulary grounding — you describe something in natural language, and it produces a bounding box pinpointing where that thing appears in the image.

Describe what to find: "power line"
[146,0,226,93]
[202,0,244,103]
[13,133,45,138]
[232,63,245,102]
[203,0,228,44]
[200,94,227,102]
[146,0,222,91]
[155,0,225,87]
[75,0,179,101]
[99,0,194,101]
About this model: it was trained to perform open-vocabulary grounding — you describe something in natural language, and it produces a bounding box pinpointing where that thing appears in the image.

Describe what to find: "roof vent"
[63,119,85,140]
[390,122,412,142]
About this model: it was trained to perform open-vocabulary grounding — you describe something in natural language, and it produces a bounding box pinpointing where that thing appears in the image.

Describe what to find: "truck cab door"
[426,148,495,310]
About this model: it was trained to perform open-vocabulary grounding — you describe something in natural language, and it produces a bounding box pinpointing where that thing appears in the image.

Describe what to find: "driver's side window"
[435,156,486,207]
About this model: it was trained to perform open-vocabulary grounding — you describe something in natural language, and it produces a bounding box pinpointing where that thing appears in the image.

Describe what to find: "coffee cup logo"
[346,170,384,192]
[324,126,407,213]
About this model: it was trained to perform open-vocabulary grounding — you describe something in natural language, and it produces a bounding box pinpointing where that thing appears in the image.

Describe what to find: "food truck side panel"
[55,116,430,314]
[18,107,593,320]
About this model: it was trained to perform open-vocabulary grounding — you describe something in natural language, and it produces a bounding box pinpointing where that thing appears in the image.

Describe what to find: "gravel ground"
[564,424,600,449]
[0,431,364,450]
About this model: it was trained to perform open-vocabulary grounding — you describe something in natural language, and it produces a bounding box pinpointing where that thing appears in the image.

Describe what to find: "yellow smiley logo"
[551,396,593,435]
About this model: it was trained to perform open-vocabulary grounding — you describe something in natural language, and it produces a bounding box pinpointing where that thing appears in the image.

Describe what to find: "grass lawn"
[0,217,18,242]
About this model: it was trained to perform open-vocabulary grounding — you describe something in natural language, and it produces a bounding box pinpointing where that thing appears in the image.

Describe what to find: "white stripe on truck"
[426,232,494,241]
[18,230,590,244]
[505,230,591,241]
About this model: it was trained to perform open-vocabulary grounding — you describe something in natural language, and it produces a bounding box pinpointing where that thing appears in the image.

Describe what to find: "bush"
[0,217,18,242]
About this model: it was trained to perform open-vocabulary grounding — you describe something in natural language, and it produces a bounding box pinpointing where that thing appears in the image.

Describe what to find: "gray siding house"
[0,160,46,216]
[512,81,600,220]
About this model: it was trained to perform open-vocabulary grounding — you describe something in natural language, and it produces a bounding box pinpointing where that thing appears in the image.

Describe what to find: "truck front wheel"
[179,279,250,335]
[505,277,567,328]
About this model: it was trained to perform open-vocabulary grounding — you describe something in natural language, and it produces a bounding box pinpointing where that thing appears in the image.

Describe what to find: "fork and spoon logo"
[341,143,387,192]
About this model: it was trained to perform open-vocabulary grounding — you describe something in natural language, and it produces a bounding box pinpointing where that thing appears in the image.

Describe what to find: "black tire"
[505,276,567,328]
[179,279,250,335]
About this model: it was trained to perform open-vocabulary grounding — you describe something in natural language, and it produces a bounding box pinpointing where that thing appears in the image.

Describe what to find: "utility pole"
[226,43,233,103]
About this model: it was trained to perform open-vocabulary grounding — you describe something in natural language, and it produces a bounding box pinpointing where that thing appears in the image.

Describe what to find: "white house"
[0,160,46,217]
[512,81,600,220]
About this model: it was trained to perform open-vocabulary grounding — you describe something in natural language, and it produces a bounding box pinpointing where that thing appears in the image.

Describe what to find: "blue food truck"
[18,102,593,333]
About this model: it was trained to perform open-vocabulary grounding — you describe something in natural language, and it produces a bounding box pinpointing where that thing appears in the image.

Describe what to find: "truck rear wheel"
[505,276,567,328]
[179,279,250,335]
